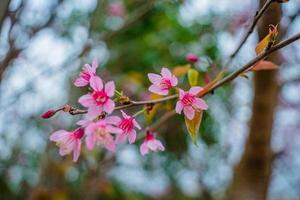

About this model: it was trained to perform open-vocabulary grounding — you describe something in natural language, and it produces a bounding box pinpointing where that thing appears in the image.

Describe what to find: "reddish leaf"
[251,60,279,71]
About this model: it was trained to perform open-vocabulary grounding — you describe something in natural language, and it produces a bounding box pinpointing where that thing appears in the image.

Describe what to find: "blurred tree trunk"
[229,1,282,200]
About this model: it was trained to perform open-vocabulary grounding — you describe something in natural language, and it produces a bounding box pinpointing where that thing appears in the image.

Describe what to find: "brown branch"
[225,0,273,67]
[65,32,300,116]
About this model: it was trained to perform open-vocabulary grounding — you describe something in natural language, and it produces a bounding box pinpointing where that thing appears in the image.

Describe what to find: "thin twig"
[225,0,273,67]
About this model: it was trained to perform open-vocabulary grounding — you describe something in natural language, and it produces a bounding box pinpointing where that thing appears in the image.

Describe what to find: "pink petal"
[115,133,127,144]
[106,125,123,134]
[128,130,136,144]
[120,110,130,119]
[194,98,208,110]
[104,136,116,152]
[151,140,165,151]
[183,106,195,120]
[92,58,98,71]
[148,73,162,84]
[179,89,186,99]
[140,142,149,156]
[170,76,178,86]
[103,99,115,114]
[74,77,88,87]
[84,64,94,75]
[189,86,203,95]
[87,105,102,118]
[90,76,103,91]
[76,119,90,127]
[50,130,71,142]
[161,67,172,79]
[85,134,96,150]
[73,140,81,162]
[149,85,169,95]
[105,81,115,97]
[175,101,183,114]
[78,94,94,107]
[59,140,75,156]
[133,119,141,130]
[105,116,121,125]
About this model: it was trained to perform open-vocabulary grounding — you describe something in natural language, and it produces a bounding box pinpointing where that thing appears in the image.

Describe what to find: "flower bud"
[41,110,56,119]
[185,53,199,63]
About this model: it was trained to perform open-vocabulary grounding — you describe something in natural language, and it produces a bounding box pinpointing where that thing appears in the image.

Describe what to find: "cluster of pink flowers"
[46,58,208,162]
[147,67,208,120]
[48,59,165,162]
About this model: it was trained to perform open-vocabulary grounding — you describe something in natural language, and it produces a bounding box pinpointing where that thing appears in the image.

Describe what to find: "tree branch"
[61,32,300,116]
[225,0,273,66]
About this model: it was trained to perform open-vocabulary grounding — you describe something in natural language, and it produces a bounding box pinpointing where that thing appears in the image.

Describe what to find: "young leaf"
[255,24,278,55]
[184,110,203,145]
[172,64,191,77]
[187,68,199,86]
[251,60,279,71]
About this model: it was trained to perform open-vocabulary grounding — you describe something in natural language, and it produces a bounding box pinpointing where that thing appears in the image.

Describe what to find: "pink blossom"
[148,67,178,95]
[74,59,98,87]
[85,116,122,152]
[106,2,125,17]
[50,128,84,162]
[115,110,141,144]
[78,76,115,118]
[140,131,165,156]
[175,87,208,120]
[185,53,199,63]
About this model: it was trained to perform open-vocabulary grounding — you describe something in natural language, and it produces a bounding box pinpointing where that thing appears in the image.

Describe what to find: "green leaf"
[187,68,199,86]
[184,111,203,145]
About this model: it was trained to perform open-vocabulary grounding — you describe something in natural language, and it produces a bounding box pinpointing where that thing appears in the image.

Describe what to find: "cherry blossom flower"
[50,128,84,162]
[78,76,115,118]
[85,116,122,152]
[74,59,98,87]
[115,110,141,144]
[140,131,165,156]
[148,67,178,95]
[175,87,208,120]
[185,53,199,63]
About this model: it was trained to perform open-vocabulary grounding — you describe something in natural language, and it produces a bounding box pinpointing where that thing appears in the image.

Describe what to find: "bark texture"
[229,1,282,200]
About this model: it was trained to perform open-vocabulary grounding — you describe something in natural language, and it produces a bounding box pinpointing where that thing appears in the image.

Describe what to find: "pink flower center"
[73,128,84,139]
[145,131,154,141]
[92,90,108,105]
[160,78,172,90]
[119,118,134,133]
[181,93,195,106]
[95,127,109,140]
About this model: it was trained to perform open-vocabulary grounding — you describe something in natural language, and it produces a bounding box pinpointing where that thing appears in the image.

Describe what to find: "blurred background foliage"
[0,0,300,200]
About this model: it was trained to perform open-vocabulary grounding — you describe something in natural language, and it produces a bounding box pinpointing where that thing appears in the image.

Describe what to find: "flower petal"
[149,85,169,95]
[115,133,127,144]
[170,76,178,86]
[140,142,149,156]
[194,98,208,110]
[128,130,136,144]
[78,94,94,107]
[73,140,81,162]
[106,125,123,134]
[74,77,88,87]
[87,106,102,118]
[105,116,121,125]
[183,106,195,120]
[148,73,162,84]
[120,110,130,119]
[103,99,115,114]
[85,134,96,150]
[92,58,98,71]
[175,101,183,114]
[179,89,185,99]
[90,76,103,91]
[105,81,115,97]
[104,136,116,152]
[189,86,203,95]
[161,67,172,79]
[133,119,141,130]
[50,130,71,142]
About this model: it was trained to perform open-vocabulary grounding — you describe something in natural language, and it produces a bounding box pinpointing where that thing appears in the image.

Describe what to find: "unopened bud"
[41,110,56,119]
[185,53,199,64]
